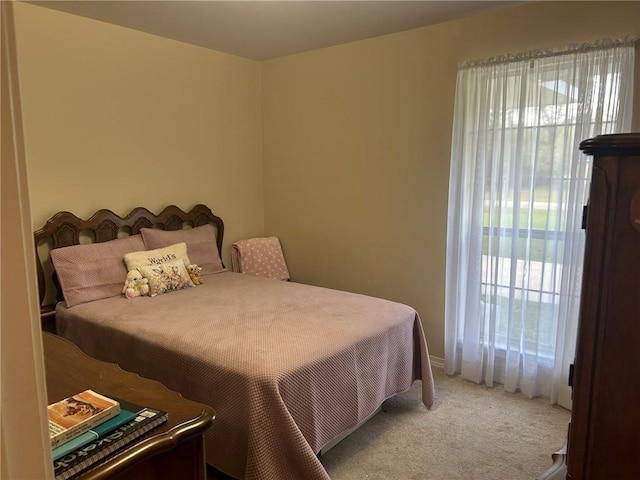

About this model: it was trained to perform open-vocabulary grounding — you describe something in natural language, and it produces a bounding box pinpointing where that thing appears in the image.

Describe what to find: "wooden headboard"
[34,204,224,306]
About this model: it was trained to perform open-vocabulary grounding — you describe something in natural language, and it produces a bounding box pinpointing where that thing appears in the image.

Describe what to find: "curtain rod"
[459,35,639,69]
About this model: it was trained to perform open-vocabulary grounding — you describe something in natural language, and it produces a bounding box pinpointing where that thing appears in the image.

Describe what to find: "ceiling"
[28,1,527,61]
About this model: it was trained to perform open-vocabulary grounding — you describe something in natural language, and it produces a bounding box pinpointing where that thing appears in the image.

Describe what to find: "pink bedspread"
[56,272,434,480]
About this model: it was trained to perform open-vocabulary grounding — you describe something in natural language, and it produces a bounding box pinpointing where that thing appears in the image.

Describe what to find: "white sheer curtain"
[444,38,635,402]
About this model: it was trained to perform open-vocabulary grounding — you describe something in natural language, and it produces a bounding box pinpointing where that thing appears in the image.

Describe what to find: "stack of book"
[48,389,168,480]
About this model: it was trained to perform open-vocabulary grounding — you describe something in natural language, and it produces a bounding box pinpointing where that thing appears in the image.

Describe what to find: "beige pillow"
[51,235,146,308]
[141,224,225,275]
[138,260,195,297]
[123,242,190,272]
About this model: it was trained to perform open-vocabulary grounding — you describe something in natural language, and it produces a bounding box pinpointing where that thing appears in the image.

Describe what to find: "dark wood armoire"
[542,133,640,480]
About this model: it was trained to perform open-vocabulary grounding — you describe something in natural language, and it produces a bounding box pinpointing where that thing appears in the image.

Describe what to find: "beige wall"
[262,1,640,358]
[13,2,265,269]
[12,1,640,361]
[6,0,637,476]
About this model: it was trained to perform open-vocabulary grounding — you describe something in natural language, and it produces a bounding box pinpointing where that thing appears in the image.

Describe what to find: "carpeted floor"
[319,366,570,480]
[207,366,571,479]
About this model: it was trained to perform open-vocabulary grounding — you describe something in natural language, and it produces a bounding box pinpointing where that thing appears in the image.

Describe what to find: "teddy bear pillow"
[123,243,195,297]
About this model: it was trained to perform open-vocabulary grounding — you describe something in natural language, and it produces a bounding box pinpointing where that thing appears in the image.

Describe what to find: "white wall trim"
[557,384,573,411]
[1,2,53,477]
[429,355,445,369]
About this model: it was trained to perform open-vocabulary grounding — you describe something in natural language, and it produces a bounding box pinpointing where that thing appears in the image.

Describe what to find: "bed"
[35,204,435,480]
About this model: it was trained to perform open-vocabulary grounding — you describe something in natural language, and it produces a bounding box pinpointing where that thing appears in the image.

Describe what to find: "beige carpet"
[319,366,570,480]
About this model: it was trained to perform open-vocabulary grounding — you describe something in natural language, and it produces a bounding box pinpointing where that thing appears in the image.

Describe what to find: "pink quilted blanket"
[56,272,434,480]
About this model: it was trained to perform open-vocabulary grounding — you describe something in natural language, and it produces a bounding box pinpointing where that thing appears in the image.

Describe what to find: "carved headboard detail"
[34,204,224,305]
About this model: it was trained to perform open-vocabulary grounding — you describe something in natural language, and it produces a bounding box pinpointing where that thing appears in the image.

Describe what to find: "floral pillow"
[138,259,195,297]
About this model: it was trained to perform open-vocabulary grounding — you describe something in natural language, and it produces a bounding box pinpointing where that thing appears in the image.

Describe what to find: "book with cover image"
[51,409,137,461]
[48,390,121,448]
[53,398,168,480]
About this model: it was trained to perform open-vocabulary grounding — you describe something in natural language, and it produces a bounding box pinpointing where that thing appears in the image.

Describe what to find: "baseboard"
[557,384,573,411]
[429,355,445,369]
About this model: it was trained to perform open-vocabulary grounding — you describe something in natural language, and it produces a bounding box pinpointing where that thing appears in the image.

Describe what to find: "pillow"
[141,224,225,275]
[123,242,190,272]
[50,235,146,308]
[138,260,195,297]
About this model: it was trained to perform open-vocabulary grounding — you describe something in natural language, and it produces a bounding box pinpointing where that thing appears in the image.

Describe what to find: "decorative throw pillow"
[51,235,146,308]
[140,224,225,275]
[138,260,195,297]
[123,242,190,272]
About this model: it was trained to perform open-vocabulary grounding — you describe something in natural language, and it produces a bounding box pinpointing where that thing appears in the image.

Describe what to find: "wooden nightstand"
[43,333,215,480]
[41,304,57,334]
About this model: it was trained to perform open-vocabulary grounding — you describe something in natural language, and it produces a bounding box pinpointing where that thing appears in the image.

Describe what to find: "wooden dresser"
[564,133,640,479]
[43,332,216,480]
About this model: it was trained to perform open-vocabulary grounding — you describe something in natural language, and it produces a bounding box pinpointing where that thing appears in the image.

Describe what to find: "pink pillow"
[51,235,145,307]
[140,224,225,275]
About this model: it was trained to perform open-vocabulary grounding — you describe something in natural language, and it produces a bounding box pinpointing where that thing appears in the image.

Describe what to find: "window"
[445,38,635,402]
